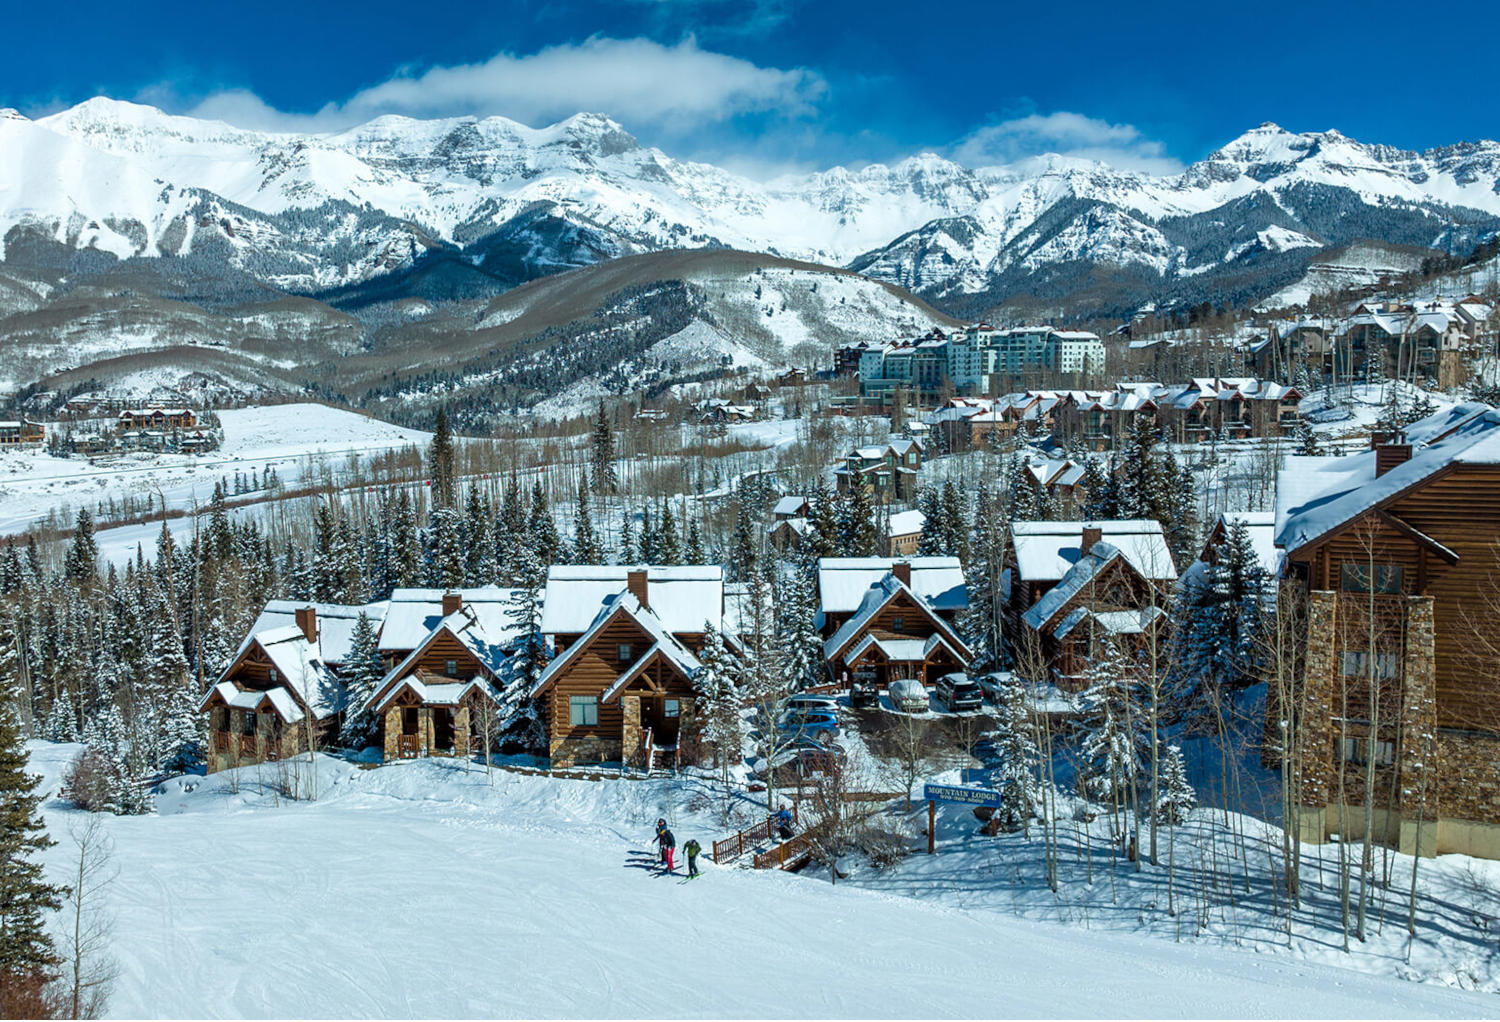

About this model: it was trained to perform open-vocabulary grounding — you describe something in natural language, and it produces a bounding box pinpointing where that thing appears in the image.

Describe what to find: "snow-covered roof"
[532,592,702,698]
[380,587,524,653]
[888,509,926,536]
[219,623,344,719]
[248,600,389,664]
[1053,605,1167,640]
[372,676,501,713]
[1023,542,1134,632]
[539,565,725,635]
[197,680,308,724]
[817,556,967,616]
[1010,520,1177,583]
[842,632,964,665]
[366,606,513,713]
[822,574,969,663]
[1276,403,1500,555]
[773,495,808,516]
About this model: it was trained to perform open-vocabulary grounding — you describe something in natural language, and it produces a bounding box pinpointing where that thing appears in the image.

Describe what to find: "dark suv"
[933,672,984,713]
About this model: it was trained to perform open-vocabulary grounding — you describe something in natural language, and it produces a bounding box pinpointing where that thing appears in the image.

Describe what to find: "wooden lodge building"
[530,566,737,770]
[1274,403,1500,858]
[1007,521,1178,687]
[815,557,970,687]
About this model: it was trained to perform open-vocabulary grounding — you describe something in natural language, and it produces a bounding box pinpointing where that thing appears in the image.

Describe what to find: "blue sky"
[8,0,1498,176]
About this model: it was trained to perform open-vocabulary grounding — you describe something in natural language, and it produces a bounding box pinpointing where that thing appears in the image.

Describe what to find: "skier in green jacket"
[684,838,702,878]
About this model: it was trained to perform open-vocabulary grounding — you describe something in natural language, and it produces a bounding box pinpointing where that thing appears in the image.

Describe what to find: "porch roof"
[843,632,965,665]
[373,676,502,713]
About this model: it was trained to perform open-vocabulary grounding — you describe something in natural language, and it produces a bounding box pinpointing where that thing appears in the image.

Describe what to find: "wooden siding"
[545,616,695,747]
[409,630,485,678]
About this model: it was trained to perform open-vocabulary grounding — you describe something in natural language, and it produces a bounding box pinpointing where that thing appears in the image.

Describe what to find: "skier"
[684,838,702,878]
[654,818,668,867]
[774,807,794,839]
[657,826,677,873]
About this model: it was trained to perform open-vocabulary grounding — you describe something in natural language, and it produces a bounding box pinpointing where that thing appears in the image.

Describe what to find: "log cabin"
[816,556,968,642]
[360,592,509,762]
[1006,520,1178,684]
[200,601,387,772]
[530,566,732,770]
[820,564,971,690]
[1273,403,1500,858]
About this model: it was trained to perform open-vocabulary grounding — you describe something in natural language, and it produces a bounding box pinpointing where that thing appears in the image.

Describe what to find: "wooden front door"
[640,696,682,747]
[398,707,421,758]
[433,708,455,753]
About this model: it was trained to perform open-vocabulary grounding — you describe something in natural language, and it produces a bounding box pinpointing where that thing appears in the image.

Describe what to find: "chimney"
[892,561,912,588]
[1081,525,1104,553]
[442,591,462,617]
[294,606,317,643]
[626,569,649,609]
[1374,433,1412,478]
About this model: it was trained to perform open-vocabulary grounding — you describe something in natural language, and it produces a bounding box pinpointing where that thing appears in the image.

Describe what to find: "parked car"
[781,694,841,715]
[976,671,1012,704]
[933,672,984,712]
[887,677,930,714]
[849,678,880,710]
[775,710,840,742]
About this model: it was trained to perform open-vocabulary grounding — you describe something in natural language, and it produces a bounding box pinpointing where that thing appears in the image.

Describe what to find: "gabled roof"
[823,574,971,664]
[1022,541,1158,633]
[600,641,699,704]
[372,675,502,713]
[1053,605,1167,640]
[531,592,702,699]
[365,605,511,713]
[247,600,389,664]
[843,631,966,665]
[197,680,307,724]
[773,495,809,516]
[1010,520,1176,583]
[380,587,525,653]
[539,565,724,635]
[1276,403,1500,557]
[817,556,967,616]
[219,625,344,719]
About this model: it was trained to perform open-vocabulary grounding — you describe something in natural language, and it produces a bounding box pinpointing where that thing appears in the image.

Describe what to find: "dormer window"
[892,616,905,634]
[445,659,458,677]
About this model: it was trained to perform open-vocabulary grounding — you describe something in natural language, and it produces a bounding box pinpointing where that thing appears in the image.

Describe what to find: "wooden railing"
[712,805,799,864]
[397,734,421,759]
[753,834,814,870]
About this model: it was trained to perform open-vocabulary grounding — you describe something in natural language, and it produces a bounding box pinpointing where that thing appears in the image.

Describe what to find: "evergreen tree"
[46,690,79,742]
[426,506,466,588]
[803,483,839,560]
[1155,743,1197,824]
[338,612,385,748]
[618,511,638,565]
[464,488,495,582]
[64,508,98,582]
[572,471,603,565]
[692,623,746,785]
[840,484,879,557]
[730,502,758,581]
[914,487,943,555]
[1078,639,1146,814]
[656,503,681,566]
[591,404,617,496]
[0,665,63,984]
[506,548,551,693]
[988,674,1042,831]
[528,481,561,568]
[961,483,1007,671]
[684,518,706,564]
[429,408,457,509]
[1293,417,1322,456]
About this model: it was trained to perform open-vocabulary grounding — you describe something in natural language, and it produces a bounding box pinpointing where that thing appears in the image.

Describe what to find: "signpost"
[922,783,1002,853]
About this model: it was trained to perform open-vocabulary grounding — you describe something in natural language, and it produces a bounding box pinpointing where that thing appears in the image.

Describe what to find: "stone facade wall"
[1297,591,1340,808]
[550,735,622,768]
[620,695,641,766]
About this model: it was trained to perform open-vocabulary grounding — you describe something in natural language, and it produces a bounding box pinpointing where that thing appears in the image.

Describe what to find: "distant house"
[886,509,925,556]
[772,495,811,521]
[834,438,926,503]
[118,407,197,430]
[769,516,813,552]
[775,368,807,386]
[1007,520,1178,685]
[0,419,45,446]
[817,558,970,688]
[530,566,733,769]
[697,399,756,424]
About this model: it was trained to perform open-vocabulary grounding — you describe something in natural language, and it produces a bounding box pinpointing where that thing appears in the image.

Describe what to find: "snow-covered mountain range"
[5,99,1500,316]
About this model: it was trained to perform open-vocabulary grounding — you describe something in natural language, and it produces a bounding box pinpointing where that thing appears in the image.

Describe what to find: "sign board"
[923,783,1000,807]
[960,768,993,786]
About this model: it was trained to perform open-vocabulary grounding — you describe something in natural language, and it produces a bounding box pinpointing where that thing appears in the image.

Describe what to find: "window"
[664,699,680,719]
[616,643,633,664]
[892,616,905,634]
[242,711,257,735]
[1339,651,1401,679]
[569,696,598,727]
[445,659,458,677]
[1340,736,1395,767]
[268,667,278,683]
[1340,563,1403,594]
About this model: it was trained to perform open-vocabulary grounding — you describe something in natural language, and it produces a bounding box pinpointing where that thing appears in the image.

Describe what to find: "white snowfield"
[0,403,428,549]
[24,744,1494,1020]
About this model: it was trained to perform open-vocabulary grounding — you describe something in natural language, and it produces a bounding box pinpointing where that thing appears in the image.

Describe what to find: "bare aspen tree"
[60,816,119,1020]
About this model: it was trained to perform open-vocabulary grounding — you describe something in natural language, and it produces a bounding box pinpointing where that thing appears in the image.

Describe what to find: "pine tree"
[64,508,98,582]
[572,471,603,565]
[840,484,879,557]
[0,665,63,983]
[47,690,79,742]
[692,623,747,786]
[464,488,495,582]
[429,408,456,509]
[1293,417,1322,456]
[914,487,943,555]
[507,548,551,693]
[656,503,681,566]
[988,674,1042,831]
[1155,743,1197,824]
[618,511,637,565]
[961,483,1007,671]
[730,502,758,581]
[803,483,839,560]
[426,506,466,588]
[1078,639,1146,816]
[684,517,706,564]
[338,612,385,748]
[591,404,617,496]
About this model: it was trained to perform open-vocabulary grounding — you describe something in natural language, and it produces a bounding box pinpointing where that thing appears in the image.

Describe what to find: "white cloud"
[953,111,1183,174]
[177,36,824,134]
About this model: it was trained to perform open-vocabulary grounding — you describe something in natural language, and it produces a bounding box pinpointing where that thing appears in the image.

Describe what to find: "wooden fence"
[753,833,814,870]
[712,805,800,864]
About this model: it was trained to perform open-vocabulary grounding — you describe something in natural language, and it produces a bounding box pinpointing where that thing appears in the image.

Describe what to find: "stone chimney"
[892,561,912,588]
[1081,525,1104,553]
[294,605,317,643]
[1374,432,1412,477]
[442,591,462,617]
[626,569,649,609]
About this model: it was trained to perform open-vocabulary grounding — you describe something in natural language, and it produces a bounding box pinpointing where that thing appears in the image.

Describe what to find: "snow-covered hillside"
[22,743,1496,1019]
[5,100,1500,311]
